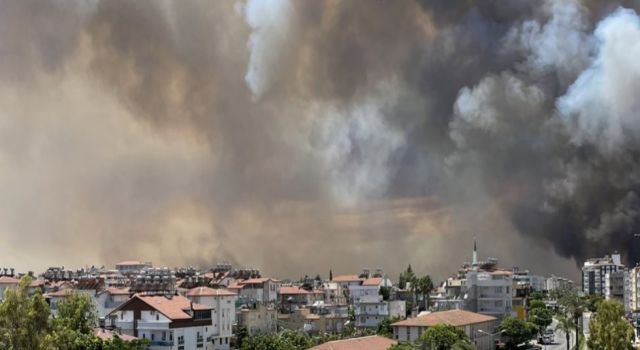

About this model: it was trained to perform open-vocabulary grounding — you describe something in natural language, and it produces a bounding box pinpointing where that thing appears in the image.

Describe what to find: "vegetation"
[376,316,403,338]
[497,316,537,349]
[555,313,575,350]
[419,324,472,350]
[0,275,149,350]
[587,300,634,350]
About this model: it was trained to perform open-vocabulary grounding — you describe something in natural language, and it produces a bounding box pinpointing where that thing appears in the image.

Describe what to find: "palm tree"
[416,276,434,311]
[555,314,574,350]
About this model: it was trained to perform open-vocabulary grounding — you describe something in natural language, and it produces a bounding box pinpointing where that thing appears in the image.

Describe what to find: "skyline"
[3,0,640,282]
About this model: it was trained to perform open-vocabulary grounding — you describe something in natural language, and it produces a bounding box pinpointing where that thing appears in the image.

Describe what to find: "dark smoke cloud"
[2,0,640,280]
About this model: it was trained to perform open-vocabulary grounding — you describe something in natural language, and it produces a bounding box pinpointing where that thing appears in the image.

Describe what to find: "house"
[237,278,280,304]
[237,303,278,335]
[106,294,215,350]
[354,295,405,329]
[308,335,397,350]
[186,287,237,350]
[95,287,132,320]
[0,276,19,302]
[391,309,497,350]
[278,307,348,334]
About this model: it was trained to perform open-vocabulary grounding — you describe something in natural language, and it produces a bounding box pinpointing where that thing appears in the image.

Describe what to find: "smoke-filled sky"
[3,0,640,281]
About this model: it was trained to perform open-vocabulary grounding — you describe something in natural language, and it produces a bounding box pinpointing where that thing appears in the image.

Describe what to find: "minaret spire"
[473,236,478,266]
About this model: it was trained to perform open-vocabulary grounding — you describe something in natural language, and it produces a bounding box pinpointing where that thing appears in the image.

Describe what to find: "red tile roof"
[133,295,211,320]
[186,287,237,297]
[94,328,137,341]
[46,289,75,298]
[309,335,396,350]
[391,309,496,327]
[279,286,310,295]
[362,277,383,286]
[0,276,19,284]
[239,277,279,285]
[332,275,362,282]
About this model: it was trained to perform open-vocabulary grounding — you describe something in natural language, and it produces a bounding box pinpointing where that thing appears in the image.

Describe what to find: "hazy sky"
[3,0,640,282]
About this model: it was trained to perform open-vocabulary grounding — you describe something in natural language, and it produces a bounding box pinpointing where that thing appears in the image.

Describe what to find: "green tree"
[419,324,471,350]
[529,307,553,335]
[529,291,545,301]
[556,288,586,347]
[379,286,391,301]
[555,313,574,350]
[399,264,415,290]
[45,291,99,350]
[497,316,537,349]
[587,300,634,350]
[528,299,546,311]
[389,343,415,350]
[376,316,403,338]
[0,276,50,350]
[416,275,434,311]
[102,335,150,350]
[279,330,313,349]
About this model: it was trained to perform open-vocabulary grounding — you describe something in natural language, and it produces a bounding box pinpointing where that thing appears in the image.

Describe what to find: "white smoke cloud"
[243,0,293,99]
[505,0,592,85]
[558,7,640,154]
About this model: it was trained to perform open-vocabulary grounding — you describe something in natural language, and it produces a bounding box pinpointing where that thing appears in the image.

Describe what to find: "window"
[162,332,166,341]
[156,314,159,321]
[151,334,155,341]
[225,337,228,344]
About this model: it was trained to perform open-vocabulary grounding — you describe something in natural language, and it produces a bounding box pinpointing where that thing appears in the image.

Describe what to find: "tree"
[0,276,50,350]
[498,316,537,349]
[379,286,391,301]
[45,291,99,350]
[279,330,313,349]
[528,299,546,311]
[399,264,415,290]
[529,291,545,301]
[376,316,402,338]
[529,307,553,335]
[102,335,150,350]
[419,324,471,350]
[389,344,414,350]
[555,313,574,350]
[415,275,433,311]
[587,300,634,350]
[556,288,586,347]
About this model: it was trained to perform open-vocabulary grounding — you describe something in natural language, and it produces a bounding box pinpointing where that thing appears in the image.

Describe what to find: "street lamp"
[477,329,504,348]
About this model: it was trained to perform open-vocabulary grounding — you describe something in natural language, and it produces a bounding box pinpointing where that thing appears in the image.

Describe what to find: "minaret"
[473,236,478,266]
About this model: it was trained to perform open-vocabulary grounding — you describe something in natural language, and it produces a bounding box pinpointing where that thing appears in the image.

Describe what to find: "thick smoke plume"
[2,0,640,280]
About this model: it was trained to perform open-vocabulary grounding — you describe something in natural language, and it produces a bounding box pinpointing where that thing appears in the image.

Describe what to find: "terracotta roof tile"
[309,335,396,350]
[332,275,362,282]
[0,276,19,284]
[94,328,137,341]
[362,278,383,286]
[279,286,310,295]
[391,309,496,327]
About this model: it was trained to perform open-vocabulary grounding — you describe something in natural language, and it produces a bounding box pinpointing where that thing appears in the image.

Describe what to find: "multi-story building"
[277,307,348,334]
[94,287,131,320]
[465,269,513,319]
[546,275,574,291]
[582,254,625,296]
[354,294,405,328]
[115,261,153,276]
[604,270,627,305]
[185,287,237,350]
[391,309,497,350]
[237,303,278,335]
[628,266,640,313]
[106,294,216,350]
[236,278,280,304]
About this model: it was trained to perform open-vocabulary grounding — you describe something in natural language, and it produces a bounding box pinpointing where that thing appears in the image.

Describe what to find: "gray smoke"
[2,0,640,280]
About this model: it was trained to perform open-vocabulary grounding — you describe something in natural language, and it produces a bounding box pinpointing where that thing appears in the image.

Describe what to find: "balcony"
[136,321,170,329]
[149,340,174,347]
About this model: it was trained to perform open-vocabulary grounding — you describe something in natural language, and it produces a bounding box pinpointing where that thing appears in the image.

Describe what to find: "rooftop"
[391,309,496,327]
[186,286,237,297]
[308,335,396,350]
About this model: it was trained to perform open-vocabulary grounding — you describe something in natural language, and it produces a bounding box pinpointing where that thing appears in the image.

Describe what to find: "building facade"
[582,254,624,296]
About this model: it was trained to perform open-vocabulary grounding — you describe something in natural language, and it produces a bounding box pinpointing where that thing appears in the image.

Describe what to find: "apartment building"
[464,269,513,319]
[237,303,278,335]
[107,294,216,350]
[354,294,405,328]
[185,287,237,350]
[582,254,625,296]
[235,278,280,304]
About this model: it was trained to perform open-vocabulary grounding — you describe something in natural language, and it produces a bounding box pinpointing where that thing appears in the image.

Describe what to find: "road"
[534,319,574,350]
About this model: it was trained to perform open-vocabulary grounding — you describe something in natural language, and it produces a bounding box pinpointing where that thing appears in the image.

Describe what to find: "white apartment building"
[107,294,218,350]
[236,278,280,304]
[582,254,624,296]
[0,276,19,302]
[186,287,237,350]
[464,270,513,319]
[115,261,152,275]
[94,287,131,319]
[546,275,574,291]
[627,266,640,313]
[354,294,405,328]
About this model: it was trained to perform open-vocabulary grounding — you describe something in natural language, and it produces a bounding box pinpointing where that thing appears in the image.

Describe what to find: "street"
[534,319,574,350]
